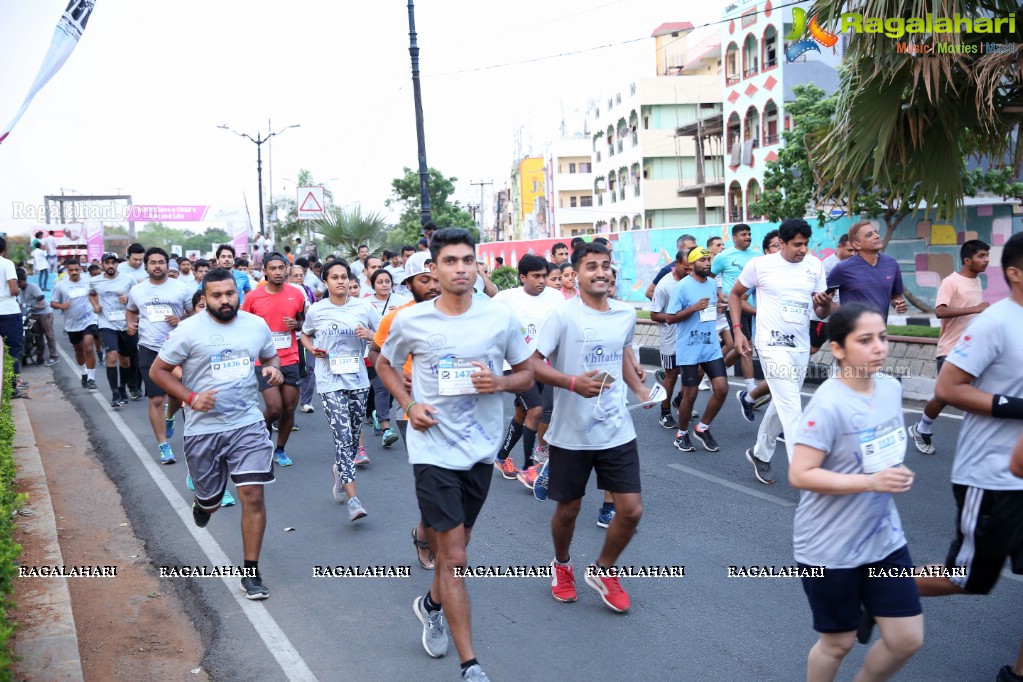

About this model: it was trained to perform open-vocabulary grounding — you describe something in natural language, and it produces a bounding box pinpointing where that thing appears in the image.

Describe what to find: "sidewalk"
[10,398,84,681]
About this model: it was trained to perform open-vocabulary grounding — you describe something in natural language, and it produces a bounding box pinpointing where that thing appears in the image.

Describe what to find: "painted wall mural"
[479,204,1023,307]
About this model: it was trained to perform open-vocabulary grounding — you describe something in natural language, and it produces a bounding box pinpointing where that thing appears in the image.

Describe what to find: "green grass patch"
[0,349,23,677]
[636,310,650,320]
[887,324,939,339]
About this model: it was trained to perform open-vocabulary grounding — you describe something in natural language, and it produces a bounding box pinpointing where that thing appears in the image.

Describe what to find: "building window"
[569,162,576,174]
[570,196,577,208]
[580,196,593,207]
[579,162,591,173]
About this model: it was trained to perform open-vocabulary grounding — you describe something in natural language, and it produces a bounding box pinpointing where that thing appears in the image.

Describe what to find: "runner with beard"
[149,268,282,600]
[369,251,439,570]
[51,258,98,390]
[89,252,138,408]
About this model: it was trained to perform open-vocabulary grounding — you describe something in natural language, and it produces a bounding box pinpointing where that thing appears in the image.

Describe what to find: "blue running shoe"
[597,503,616,529]
[165,415,175,439]
[221,488,236,507]
[736,390,755,423]
[274,448,293,466]
[382,428,398,447]
[186,475,194,491]
[533,459,550,501]
[159,442,175,465]
[372,410,383,436]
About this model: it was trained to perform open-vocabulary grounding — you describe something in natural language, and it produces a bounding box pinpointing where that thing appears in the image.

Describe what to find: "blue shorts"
[799,545,922,633]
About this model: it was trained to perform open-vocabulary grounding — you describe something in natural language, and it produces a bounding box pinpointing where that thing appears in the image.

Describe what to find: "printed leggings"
[321,387,368,485]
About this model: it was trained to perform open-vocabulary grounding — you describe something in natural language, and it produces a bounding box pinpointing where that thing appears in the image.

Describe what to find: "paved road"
[40,331,1022,682]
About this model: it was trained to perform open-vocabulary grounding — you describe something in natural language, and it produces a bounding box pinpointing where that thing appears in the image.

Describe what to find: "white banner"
[0,1,97,146]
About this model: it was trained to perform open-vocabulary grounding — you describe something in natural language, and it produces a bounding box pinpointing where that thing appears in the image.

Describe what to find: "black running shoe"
[86,379,97,390]
[692,428,720,452]
[658,411,676,429]
[81,375,88,388]
[673,432,695,452]
[241,574,270,600]
[192,502,211,528]
[110,398,121,410]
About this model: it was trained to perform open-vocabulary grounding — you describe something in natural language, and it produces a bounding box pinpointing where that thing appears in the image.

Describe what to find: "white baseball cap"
[402,251,433,283]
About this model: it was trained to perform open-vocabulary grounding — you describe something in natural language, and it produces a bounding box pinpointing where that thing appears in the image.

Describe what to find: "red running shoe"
[550,560,577,603]
[585,565,630,613]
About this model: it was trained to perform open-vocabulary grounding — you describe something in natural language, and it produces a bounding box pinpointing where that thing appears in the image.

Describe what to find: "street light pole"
[407,0,431,227]
[219,123,300,245]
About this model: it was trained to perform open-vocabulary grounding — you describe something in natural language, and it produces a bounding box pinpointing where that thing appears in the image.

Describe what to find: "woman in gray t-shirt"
[790,303,923,681]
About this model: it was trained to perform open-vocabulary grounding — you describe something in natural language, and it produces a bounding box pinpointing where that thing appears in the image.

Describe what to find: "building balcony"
[729,210,743,222]
[676,112,724,138]
[726,74,740,85]
[763,132,779,145]
[743,66,758,78]
[677,179,726,197]
[763,56,777,69]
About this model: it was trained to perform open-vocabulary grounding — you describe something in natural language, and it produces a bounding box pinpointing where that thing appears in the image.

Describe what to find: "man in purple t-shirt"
[826,221,908,323]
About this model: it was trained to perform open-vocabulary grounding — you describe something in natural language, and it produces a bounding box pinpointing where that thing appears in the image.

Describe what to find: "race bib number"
[781,299,809,324]
[273,331,293,350]
[69,286,88,299]
[698,306,717,323]
[210,353,251,381]
[146,303,173,322]
[438,357,483,396]
[107,309,126,322]
[328,350,361,375]
[859,424,907,474]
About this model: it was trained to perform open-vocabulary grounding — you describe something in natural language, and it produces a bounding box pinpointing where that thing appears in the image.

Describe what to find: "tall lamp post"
[407,0,431,227]
[218,123,300,245]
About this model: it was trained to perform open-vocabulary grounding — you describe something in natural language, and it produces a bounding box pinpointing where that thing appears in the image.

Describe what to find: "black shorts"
[809,321,829,350]
[660,353,677,371]
[935,355,946,375]
[800,545,922,633]
[513,381,543,411]
[99,328,134,356]
[680,357,727,387]
[256,363,301,390]
[413,462,492,532]
[67,324,98,346]
[944,484,1023,594]
[138,345,165,397]
[547,439,641,502]
[740,311,754,341]
[540,379,554,424]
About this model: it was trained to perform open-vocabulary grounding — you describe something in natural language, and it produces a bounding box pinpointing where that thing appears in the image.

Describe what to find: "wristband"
[569,375,577,393]
[187,392,198,408]
[733,323,741,329]
[991,394,1023,420]
[405,401,418,414]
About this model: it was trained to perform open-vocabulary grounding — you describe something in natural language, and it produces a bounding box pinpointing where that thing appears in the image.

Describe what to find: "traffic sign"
[297,186,325,221]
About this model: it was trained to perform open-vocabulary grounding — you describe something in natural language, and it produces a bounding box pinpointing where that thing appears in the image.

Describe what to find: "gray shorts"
[184,421,275,510]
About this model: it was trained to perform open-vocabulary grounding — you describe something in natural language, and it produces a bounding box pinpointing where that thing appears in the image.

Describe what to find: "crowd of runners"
[2,218,1022,682]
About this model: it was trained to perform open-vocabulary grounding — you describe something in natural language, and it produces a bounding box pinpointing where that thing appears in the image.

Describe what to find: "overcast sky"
[0,0,724,237]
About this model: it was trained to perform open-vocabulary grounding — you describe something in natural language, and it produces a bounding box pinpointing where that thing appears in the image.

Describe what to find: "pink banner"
[125,205,209,222]
[86,220,104,262]
[477,235,614,269]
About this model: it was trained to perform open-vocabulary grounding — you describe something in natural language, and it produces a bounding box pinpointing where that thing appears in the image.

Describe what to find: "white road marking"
[58,348,318,682]
[666,463,796,507]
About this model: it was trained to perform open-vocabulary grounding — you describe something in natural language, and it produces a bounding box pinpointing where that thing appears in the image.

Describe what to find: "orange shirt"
[374,299,416,376]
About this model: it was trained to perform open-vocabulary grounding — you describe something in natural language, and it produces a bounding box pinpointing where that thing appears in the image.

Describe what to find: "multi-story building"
[588,23,725,232]
[547,136,595,238]
[717,0,843,222]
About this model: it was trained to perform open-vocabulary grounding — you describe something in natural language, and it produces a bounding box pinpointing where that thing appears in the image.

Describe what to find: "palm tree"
[314,205,389,260]
[809,0,1022,217]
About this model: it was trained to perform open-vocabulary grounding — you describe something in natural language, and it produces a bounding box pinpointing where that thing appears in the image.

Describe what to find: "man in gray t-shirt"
[530,242,652,615]
[151,268,281,600]
[90,253,138,406]
[919,235,1023,680]
[649,250,686,427]
[17,270,59,365]
[126,248,194,465]
[376,229,531,676]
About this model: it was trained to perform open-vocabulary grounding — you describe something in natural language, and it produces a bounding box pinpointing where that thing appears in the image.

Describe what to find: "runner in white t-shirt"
[729,219,834,485]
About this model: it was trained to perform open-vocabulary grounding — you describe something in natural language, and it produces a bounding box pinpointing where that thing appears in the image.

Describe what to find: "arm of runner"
[728,280,752,356]
[626,346,647,383]
[88,290,100,314]
[149,356,218,411]
[935,302,989,318]
[812,290,835,319]
[644,281,656,300]
[527,350,603,398]
[258,353,283,386]
[375,353,438,430]
[790,444,914,494]
[1011,432,1023,479]
[622,348,652,406]
[934,363,1001,415]
[125,309,139,335]
[469,359,531,395]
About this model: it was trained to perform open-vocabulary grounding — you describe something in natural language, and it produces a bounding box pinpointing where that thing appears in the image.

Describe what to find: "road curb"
[11,399,85,682]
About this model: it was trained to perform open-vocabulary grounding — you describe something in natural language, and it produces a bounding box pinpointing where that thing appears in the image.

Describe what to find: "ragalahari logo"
[785,8,839,62]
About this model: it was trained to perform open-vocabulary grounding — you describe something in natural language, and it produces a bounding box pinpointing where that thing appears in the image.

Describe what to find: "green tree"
[809,0,1023,219]
[137,222,187,253]
[182,228,232,256]
[314,205,389,259]
[385,166,478,248]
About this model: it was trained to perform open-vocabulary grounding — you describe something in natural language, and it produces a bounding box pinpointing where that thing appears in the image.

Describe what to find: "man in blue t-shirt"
[826,221,907,323]
[713,223,757,392]
[216,244,253,305]
[666,247,729,453]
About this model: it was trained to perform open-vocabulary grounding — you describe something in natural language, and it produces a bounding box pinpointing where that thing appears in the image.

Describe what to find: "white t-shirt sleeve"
[534,306,562,359]
[736,258,758,290]
[947,313,999,378]
[505,311,532,366]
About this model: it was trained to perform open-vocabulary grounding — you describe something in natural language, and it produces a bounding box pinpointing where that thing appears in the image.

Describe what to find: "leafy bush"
[490,266,518,291]
[0,349,20,677]
[887,325,939,339]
